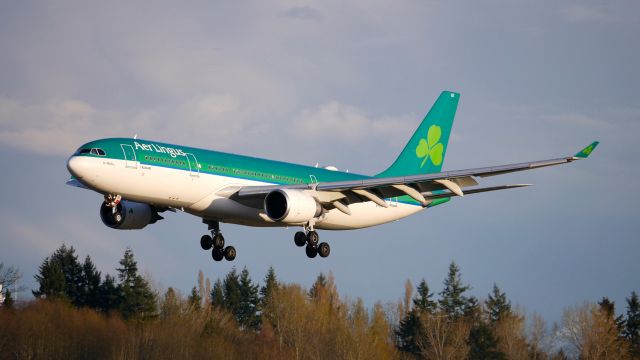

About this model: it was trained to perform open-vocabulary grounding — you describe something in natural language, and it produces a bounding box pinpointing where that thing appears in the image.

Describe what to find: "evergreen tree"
[238,267,260,329]
[161,287,181,319]
[116,248,157,320]
[309,273,327,300]
[465,296,481,320]
[134,274,158,319]
[33,257,66,300]
[188,286,201,311]
[259,266,278,308]
[624,291,640,357]
[222,267,242,316]
[52,245,84,306]
[486,284,511,323]
[467,322,506,360]
[598,297,624,332]
[395,309,422,355]
[117,247,138,286]
[598,297,615,317]
[414,279,437,313]
[33,245,85,305]
[97,274,121,313]
[396,279,436,355]
[439,261,472,320]
[80,255,102,309]
[3,289,14,309]
[210,279,224,308]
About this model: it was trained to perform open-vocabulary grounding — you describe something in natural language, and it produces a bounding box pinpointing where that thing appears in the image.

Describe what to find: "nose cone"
[67,155,95,180]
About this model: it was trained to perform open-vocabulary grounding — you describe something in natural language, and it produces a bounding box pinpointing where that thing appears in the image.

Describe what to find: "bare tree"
[402,279,413,316]
[494,312,529,359]
[560,302,630,359]
[0,263,21,288]
[418,311,470,360]
[205,277,211,307]
[528,312,550,360]
[0,263,22,301]
[197,270,205,307]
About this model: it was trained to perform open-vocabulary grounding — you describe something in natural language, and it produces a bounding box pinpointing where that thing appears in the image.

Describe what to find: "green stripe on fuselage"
[74,138,451,207]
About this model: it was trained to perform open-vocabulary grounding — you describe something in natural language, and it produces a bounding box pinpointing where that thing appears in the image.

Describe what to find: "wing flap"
[423,184,532,200]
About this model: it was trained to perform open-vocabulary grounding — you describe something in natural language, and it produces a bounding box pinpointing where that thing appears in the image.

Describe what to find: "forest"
[0,244,638,360]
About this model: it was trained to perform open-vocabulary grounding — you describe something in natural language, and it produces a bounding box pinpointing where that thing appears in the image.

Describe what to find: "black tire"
[200,235,213,250]
[318,242,330,258]
[224,246,236,261]
[305,244,318,258]
[212,248,224,262]
[307,231,319,247]
[213,233,225,249]
[294,231,307,247]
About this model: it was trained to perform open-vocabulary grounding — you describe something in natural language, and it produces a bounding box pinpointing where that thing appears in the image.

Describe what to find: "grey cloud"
[284,6,323,21]
[540,113,610,128]
[562,4,615,24]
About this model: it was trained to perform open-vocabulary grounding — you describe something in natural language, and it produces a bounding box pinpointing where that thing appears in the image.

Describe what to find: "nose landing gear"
[202,220,236,262]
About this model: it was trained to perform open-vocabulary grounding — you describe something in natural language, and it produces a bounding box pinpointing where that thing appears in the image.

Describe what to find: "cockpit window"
[78,148,105,156]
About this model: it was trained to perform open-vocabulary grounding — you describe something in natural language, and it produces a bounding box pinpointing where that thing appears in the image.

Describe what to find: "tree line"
[0,244,639,359]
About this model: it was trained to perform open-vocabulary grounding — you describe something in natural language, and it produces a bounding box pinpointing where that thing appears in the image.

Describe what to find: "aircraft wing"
[232,142,599,211]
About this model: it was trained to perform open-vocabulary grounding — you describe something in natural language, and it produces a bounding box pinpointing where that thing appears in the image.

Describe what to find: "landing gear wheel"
[114,212,123,224]
[305,245,318,258]
[213,234,225,250]
[224,246,236,261]
[318,242,330,258]
[307,231,319,247]
[294,231,307,247]
[212,248,224,262]
[200,235,213,250]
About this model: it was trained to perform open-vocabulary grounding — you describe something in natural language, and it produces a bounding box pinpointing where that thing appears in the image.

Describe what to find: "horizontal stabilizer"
[422,184,532,200]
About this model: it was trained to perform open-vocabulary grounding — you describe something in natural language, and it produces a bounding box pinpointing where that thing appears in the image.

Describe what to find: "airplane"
[66,91,599,262]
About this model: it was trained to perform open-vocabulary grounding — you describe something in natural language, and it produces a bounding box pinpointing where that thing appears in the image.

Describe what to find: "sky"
[1,0,639,324]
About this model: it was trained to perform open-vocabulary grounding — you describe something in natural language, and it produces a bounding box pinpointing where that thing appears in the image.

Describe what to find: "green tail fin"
[376,91,459,177]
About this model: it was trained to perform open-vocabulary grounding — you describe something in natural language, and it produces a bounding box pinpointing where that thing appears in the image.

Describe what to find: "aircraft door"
[121,144,138,169]
[186,153,200,178]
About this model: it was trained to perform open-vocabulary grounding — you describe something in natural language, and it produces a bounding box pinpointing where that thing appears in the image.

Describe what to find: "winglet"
[573,141,599,159]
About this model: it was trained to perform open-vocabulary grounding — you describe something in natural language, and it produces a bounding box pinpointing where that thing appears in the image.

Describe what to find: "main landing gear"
[294,226,330,259]
[200,220,236,262]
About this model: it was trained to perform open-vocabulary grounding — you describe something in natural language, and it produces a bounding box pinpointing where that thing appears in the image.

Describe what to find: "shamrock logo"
[582,145,593,156]
[415,124,444,167]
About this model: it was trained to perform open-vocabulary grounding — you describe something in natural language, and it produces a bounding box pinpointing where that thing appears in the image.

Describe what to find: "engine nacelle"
[100,200,161,230]
[264,189,322,224]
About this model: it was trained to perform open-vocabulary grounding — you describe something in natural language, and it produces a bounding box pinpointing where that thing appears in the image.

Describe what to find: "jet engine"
[264,189,322,224]
[99,200,162,230]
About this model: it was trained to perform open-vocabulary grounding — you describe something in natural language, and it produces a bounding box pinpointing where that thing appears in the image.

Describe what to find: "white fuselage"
[69,156,425,230]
